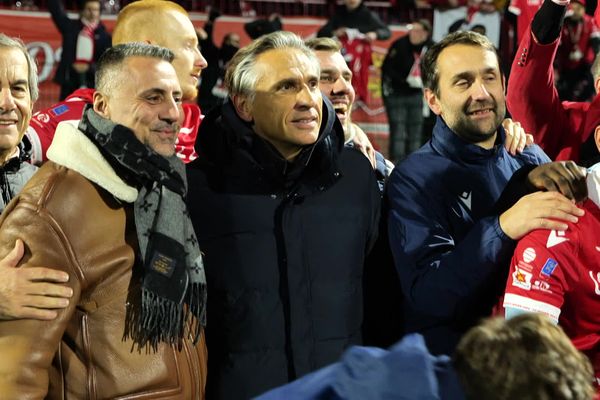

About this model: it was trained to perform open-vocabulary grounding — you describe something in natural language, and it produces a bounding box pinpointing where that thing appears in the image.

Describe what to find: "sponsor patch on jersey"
[522,247,536,263]
[512,268,532,290]
[50,104,69,117]
[540,258,558,277]
[35,113,50,123]
[517,260,533,272]
[546,229,569,248]
[532,280,552,293]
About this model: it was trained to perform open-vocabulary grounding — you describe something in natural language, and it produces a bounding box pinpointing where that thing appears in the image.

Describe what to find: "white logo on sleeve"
[429,235,455,248]
[546,230,569,248]
[589,271,600,295]
[522,247,536,263]
[458,191,472,211]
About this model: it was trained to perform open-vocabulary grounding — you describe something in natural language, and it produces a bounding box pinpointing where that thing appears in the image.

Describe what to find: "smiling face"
[425,44,505,148]
[157,10,207,101]
[234,48,322,160]
[0,47,32,163]
[314,49,355,132]
[93,56,182,156]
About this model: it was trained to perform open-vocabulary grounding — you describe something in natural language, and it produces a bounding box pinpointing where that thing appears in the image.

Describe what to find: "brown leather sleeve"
[0,199,82,399]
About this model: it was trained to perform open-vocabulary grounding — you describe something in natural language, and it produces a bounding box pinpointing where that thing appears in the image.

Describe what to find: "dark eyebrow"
[453,67,498,80]
[452,72,474,83]
[12,79,28,87]
[270,77,299,90]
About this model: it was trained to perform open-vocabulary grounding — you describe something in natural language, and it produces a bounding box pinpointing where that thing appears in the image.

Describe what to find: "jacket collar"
[196,96,344,192]
[46,120,138,202]
[430,116,505,164]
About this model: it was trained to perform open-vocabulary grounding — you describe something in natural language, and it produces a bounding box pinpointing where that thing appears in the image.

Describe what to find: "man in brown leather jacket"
[0,43,207,399]
[3,0,208,322]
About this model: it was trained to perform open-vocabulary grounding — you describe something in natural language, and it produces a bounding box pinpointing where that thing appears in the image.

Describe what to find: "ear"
[595,125,600,153]
[424,88,442,116]
[232,95,253,122]
[93,91,110,118]
[595,77,600,95]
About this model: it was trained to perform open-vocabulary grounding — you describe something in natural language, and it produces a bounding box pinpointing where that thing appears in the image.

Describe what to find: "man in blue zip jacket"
[387,30,588,356]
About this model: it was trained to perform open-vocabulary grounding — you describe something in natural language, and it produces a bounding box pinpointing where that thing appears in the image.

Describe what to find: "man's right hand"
[527,161,588,202]
[0,239,72,321]
[499,191,585,240]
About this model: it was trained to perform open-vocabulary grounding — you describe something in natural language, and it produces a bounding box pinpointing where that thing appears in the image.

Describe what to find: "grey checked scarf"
[79,106,206,350]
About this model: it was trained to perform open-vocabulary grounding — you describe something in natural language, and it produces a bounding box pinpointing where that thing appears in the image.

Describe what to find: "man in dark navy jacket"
[186,31,380,399]
[387,30,588,356]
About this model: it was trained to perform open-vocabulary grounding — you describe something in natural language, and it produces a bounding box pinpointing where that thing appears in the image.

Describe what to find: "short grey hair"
[95,42,174,95]
[0,33,39,102]
[224,31,320,103]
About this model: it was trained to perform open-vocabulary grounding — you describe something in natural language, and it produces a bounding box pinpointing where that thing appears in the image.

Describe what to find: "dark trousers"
[383,92,424,162]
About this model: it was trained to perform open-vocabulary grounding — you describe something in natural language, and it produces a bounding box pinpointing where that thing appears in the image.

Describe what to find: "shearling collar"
[46,120,138,202]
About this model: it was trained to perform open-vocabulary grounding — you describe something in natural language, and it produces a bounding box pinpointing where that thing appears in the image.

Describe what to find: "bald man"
[26,0,207,164]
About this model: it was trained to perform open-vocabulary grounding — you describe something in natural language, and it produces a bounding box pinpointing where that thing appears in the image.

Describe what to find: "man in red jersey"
[26,0,207,164]
[504,129,600,384]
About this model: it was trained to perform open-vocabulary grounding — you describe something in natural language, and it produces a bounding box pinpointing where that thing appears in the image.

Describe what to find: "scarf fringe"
[187,282,207,343]
[124,283,207,352]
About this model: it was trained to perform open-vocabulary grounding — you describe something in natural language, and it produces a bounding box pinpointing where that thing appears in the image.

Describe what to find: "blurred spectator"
[49,0,111,100]
[317,0,391,42]
[508,0,543,45]
[555,0,600,101]
[101,0,119,14]
[381,19,433,162]
[507,0,600,162]
[317,1,390,102]
[244,13,283,39]
[431,0,468,42]
[198,8,240,113]
[447,0,502,47]
[240,0,256,17]
[257,314,595,400]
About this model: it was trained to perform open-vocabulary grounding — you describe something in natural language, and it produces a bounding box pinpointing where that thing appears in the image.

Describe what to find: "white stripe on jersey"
[503,293,561,323]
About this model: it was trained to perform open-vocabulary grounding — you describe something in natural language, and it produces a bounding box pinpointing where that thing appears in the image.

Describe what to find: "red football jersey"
[504,199,600,383]
[26,88,201,164]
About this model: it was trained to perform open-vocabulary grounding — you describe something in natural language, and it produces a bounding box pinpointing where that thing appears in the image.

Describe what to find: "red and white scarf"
[75,20,98,65]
